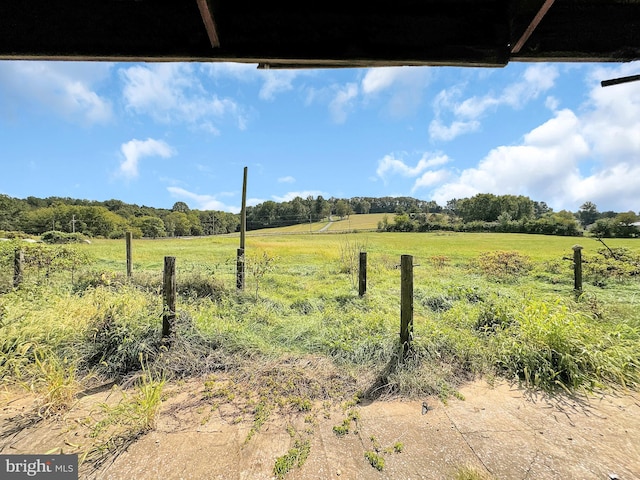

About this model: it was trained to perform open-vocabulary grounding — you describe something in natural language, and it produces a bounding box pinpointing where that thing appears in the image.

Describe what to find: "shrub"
[41,231,88,244]
[475,251,532,281]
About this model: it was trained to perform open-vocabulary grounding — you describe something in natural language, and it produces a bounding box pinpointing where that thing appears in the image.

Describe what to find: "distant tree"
[445,198,460,216]
[577,201,599,227]
[613,211,639,238]
[335,200,351,219]
[135,216,166,238]
[0,194,25,231]
[172,201,190,213]
[314,196,331,221]
[533,201,552,218]
[590,218,615,238]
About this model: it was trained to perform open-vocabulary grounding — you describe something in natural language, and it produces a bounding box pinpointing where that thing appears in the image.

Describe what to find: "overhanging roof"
[1,0,639,68]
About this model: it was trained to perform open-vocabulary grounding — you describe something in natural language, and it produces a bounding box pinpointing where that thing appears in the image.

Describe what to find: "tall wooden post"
[162,256,177,339]
[13,248,24,288]
[400,254,414,356]
[573,245,583,294]
[125,232,133,278]
[237,166,247,291]
[358,251,367,297]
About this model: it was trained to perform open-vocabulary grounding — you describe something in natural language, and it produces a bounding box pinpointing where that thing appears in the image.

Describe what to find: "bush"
[584,247,640,285]
[475,251,532,281]
[41,231,88,244]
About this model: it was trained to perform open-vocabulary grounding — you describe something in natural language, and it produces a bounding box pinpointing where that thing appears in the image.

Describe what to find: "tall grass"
[1,233,638,404]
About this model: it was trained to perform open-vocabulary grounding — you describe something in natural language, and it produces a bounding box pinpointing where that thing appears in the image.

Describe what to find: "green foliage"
[41,230,87,244]
[337,235,367,288]
[29,348,81,417]
[364,451,385,471]
[246,251,278,299]
[492,299,640,391]
[88,364,165,456]
[81,288,161,377]
[584,247,640,285]
[273,439,311,479]
[475,251,533,281]
[453,465,494,480]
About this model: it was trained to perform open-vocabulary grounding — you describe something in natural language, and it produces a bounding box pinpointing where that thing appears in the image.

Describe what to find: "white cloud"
[430,64,559,142]
[259,71,299,101]
[205,62,307,101]
[272,191,325,202]
[361,67,431,117]
[119,138,175,179]
[120,63,246,131]
[429,119,480,142]
[432,109,588,206]
[376,153,451,181]
[167,186,241,213]
[278,176,296,184]
[427,60,640,212]
[0,61,113,125]
[329,83,359,124]
[412,169,451,192]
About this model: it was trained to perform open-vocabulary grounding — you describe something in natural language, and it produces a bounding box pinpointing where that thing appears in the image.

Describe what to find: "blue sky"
[1,60,639,214]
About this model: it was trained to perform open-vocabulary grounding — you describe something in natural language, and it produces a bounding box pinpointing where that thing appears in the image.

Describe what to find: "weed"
[364,450,385,471]
[246,251,277,300]
[332,419,350,436]
[337,235,367,289]
[393,441,404,453]
[475,250,532,281]
[245,399,271,443]
[453,465,494,480]
[31,348,81,417]
[273,439,311,479]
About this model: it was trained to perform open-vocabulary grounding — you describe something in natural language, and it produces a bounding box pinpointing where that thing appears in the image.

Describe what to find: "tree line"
[381,195,639,237]
[0,193,637,239]
[0,196,239,239]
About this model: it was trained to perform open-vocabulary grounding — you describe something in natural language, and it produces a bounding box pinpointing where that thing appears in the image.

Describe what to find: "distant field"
[246,213,388,235]
[83,230,640,273]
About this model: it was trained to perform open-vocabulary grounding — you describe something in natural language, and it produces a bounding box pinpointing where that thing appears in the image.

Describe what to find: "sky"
[1,59,639,214]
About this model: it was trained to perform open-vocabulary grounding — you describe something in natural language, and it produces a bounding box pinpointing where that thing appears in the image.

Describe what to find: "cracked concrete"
[2,380,639,479]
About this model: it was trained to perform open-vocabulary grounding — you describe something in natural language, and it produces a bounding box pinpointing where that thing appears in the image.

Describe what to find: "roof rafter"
[511,0,555,54]
[196,0,220,48]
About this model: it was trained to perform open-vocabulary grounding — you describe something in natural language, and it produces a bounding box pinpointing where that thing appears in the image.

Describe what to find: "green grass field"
[2,231,639,397]
[2,230,639,471]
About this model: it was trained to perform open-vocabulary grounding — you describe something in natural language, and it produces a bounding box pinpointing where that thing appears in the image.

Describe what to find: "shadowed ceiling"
[1,0,639,68]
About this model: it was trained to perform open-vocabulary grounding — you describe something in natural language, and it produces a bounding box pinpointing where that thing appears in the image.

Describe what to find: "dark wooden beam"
[511,0,555,54]
[196,0,220,48]
[601,74,640,88]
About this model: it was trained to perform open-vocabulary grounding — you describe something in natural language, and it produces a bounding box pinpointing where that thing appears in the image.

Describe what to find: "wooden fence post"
[400,254,414,356]
[13,247,24,288]
[358,251,367,297]
[162,256,177,339]
[236,248,245,291]
[126,232,133,278]
[572,244,583,293]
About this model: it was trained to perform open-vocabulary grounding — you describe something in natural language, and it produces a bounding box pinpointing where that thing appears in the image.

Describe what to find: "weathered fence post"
[573,244,583,294]
[237,166,248,291]
[125,232,133,278]
[400,254,414,356]
[162,256,177,340]
[358,251,367,297]
[13,247,24,288]
[236,248,245,291]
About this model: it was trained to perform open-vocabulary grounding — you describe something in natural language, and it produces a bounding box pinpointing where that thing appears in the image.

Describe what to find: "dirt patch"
[2,379,639,479]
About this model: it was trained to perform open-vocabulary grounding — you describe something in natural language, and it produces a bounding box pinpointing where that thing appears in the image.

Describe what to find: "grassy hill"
[248,213,389,235]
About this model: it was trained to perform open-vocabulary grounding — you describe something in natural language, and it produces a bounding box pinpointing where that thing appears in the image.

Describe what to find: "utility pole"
[71,214,77,233]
